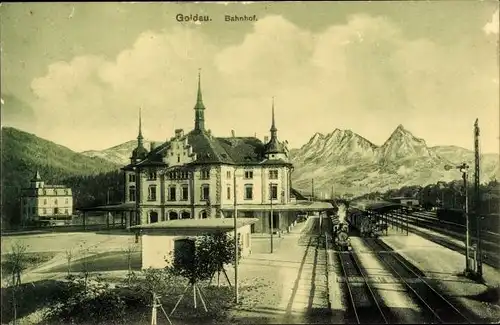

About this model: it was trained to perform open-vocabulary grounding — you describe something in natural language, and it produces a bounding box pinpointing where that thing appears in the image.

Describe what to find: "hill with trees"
[1,127,122,229]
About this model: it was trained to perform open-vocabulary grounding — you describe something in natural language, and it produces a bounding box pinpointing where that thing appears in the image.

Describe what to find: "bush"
[44,274,126,324]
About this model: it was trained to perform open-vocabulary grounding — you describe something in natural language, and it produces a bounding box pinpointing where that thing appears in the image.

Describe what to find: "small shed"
[130,218,258,269]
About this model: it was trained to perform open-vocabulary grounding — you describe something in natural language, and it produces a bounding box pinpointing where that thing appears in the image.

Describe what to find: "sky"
[1,1,499,153]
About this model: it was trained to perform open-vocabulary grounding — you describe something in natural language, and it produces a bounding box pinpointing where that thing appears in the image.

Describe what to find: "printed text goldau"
[176,14,211,22]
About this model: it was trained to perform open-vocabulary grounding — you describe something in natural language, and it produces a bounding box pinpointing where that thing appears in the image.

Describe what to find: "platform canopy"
[220,200,334,213]
[76,203,136,212]
[350,200,402,213]
[130,218,259,235]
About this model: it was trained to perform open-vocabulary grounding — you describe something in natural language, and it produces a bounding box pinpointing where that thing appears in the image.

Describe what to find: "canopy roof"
[350,200,402,212]
[221,200,334,212]
[77,203,136,212]
[130,218,258,233]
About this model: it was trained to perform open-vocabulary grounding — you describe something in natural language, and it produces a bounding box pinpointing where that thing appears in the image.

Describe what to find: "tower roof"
[194,69,205,111]
[270,97,277,133]
[132,107,148,160]
[31,170,41,182]
[265,97,285,154]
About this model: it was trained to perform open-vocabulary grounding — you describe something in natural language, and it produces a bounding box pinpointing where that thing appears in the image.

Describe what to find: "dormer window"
[148,171,157,181]
[201,169,210,180]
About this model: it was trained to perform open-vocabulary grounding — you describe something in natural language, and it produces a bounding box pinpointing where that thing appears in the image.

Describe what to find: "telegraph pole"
[311,179,315,201]
[233,169,239,303]
[474,119,483,278]
[270,184,274,254]
[445,163,471,273]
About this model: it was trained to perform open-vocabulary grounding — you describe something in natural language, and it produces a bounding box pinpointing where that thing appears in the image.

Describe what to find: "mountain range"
[3,125,498,201]
[82,124,499,197]
[289,125,499,196]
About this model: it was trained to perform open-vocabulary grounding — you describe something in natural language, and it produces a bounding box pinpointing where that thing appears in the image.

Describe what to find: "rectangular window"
[226,171,231,179]
[65,209,69,215]
[43,208,46,214]
[148,185,157,201]
[168,186,176,201]
[201,169,210,180]
[244,184,253,200]
[244,171,253,179]
[270,184,278,200]
[54,207,59,214]
[269,169,278,179]
[65,198,69,204]
[177,155,180,163]
[201,185,210,201]
[128,186,136,202]
[181,185,189,201]
[129,174,136,182]
[227,186,231,200]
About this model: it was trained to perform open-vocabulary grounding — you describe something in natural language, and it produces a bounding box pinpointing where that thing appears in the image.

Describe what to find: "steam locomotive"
[332,221,351,251]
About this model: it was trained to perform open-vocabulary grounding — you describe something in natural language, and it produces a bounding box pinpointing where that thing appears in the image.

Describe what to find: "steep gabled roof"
[187,130,234,164]
[124,130,290,167]
[217,136,265,164]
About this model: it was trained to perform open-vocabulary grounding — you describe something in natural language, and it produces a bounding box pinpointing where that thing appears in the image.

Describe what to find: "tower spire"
[270,97,277,137]
[194,68,206,132]
[138,107,144,144]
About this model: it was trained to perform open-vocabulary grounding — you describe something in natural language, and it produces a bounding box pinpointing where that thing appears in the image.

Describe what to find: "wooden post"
[233,169,239,303]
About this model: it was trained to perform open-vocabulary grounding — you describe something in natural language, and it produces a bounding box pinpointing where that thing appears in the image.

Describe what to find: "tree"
[198,230,242,287]
[4,242,28,325]
[165,231,242,315]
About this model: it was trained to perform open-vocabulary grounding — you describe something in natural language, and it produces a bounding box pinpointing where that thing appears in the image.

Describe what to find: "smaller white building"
[130,218,258,269]
[20,170,73,225]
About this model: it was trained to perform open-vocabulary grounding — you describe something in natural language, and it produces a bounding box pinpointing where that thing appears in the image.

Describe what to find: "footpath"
[226,218,333,324]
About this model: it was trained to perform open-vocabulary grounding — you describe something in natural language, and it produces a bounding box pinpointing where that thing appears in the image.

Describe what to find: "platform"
[380,233,500,322]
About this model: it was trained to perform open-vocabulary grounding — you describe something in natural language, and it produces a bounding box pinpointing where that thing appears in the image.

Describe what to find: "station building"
[80,73,333,233]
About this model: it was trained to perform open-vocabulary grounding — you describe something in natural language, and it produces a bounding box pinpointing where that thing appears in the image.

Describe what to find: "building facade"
[21,171,74,224]
[122,73,296,233]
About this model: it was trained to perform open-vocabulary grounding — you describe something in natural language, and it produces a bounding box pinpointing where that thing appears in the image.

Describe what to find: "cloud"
[29,14,499,154]
[483,9,499,35]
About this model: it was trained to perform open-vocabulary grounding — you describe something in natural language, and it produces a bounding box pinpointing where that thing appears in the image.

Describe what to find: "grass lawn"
[42,250,142,273]
[1,251,57,278]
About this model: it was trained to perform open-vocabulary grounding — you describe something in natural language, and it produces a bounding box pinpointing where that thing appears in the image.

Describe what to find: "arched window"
[54,199,58,205]
[181,211,191,219]
[149,211,158,223]
[129,186,136,202]
[169,211,179,220]
[148,185,157,201]
[199,210,208,219]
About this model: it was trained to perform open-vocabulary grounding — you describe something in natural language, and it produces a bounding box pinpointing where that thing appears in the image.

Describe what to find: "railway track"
[384,213,500,268]
[337,251,389,324]
[364,238,472,324]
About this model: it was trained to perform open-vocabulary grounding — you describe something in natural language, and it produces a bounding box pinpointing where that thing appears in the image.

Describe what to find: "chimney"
[264,136,269,143]
[150,142,156,151]
[231,130,235,138]
[175,129,184,138]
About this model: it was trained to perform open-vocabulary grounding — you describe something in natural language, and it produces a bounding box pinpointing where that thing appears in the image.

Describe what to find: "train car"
[346,199,398,237]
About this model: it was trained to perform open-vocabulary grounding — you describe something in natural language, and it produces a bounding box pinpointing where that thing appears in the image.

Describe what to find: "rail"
[366,239,471,324]
[337,251,388,324]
